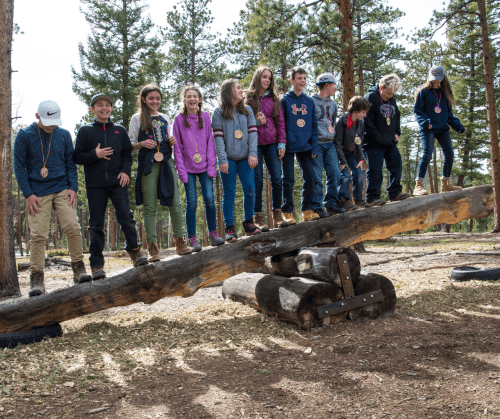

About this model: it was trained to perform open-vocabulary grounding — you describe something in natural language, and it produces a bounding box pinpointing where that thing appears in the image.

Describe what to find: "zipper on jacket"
[103,123,109,186]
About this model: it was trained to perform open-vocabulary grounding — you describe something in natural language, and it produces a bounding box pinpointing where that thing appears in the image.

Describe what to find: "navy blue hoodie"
[414,88,464,133]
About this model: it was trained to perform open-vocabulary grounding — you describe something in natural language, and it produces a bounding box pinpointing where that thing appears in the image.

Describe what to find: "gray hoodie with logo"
[312,94,338,143]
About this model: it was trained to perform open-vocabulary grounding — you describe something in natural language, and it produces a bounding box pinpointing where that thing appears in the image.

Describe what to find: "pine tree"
[72,0,163,128]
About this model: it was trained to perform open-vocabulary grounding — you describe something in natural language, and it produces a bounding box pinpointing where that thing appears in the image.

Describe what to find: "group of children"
[14,63,464,297]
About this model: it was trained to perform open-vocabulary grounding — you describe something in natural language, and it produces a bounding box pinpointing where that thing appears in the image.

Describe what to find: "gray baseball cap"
[316,73,337,86]
[90,93,114,107]
[428,65,445,81]
[37,100,62,127]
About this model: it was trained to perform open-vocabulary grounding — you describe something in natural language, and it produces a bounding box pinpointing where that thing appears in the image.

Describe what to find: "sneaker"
[302,210,320,222]
[254,212,270,232]
[314,208,331,218]
[71,260,92,284]
[28,271,45,297]
[188,236,202,252]
[338,197,357,211]
[242,219,262,235]
[147,241,160,262]
[208,230,225,246]
[91,266,106,280]
[390,192,411,202]
[366,198,386,207]
[225,226,238,243]
[174,237,193,255]
[327,205,346,215]
[354,199,368,208]
[128,247,149,266]
[282,212,297,225]
[272,209,289,228]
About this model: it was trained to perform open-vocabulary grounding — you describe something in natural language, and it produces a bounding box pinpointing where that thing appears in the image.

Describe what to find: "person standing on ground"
[14,100,92,297]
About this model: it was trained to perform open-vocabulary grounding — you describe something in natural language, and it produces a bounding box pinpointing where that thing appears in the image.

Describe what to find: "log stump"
[222,273,345,329]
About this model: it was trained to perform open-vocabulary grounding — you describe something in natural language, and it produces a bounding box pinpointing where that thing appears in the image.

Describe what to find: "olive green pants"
[141,160,184,243]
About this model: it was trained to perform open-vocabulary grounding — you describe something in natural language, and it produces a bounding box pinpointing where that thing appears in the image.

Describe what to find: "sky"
[11,0,446,134]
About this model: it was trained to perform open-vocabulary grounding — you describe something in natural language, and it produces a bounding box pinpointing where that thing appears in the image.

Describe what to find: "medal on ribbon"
[324,102,335,134]
[328,126,335,134]
[152,120,164,162]
[297,119,305,127]
[376,93,395,127]
[355,136,362,145]
[38,126,53,178]
[433,90,442,114]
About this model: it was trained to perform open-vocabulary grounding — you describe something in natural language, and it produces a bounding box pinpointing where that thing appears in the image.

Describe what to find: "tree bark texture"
[337,0,355,110]
[476,0,500,232]
[0,185,494,333]
[0,0,19,297]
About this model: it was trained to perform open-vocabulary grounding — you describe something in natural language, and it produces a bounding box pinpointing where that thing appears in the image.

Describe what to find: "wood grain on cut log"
[222,273,345,329]
[0,185,494,333]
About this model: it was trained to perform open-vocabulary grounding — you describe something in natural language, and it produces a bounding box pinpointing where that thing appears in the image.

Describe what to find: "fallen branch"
[364,251,438,266]
[410,262,490,272]
[456,252,500,257]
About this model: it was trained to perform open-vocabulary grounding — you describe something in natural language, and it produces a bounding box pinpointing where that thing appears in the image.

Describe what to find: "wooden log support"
[222,273,346,329]
[18,257,72,272]
[0,185,494,333]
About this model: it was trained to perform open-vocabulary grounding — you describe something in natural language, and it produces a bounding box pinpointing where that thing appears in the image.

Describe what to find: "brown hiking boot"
[302,210,320,222]
[254,212,269,232]
[174,237,192,256]
[128,247,148,267]
[148,241,160,262]
[29,271,45,297]
[338,197,357,211]
[91,266,106,280]
[282,212,297,225]
[413,179,429,196]
[72,260,92,284]
[272,209,289,228]
[441,178,463,192]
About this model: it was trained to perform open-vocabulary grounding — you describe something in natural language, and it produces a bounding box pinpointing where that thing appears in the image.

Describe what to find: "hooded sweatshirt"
[363,86,401,149]
[334,112,365,166]
[414,88,464,133]
[280,90,318,155]
[311,93,338,143]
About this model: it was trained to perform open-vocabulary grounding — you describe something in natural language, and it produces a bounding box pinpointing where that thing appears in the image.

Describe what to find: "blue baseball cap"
[428,65,445,81]
[316,73,337,86]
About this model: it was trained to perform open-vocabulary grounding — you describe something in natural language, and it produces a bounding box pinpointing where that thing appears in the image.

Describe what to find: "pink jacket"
[250,94,287,146]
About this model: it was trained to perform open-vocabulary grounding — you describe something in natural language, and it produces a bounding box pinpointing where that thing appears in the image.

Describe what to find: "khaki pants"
[28,189,84,272]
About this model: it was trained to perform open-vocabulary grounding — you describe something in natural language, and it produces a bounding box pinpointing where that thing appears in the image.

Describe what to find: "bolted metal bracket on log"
[317,253,384,324]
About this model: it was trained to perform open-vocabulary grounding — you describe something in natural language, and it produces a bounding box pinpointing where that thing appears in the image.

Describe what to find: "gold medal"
[354,136,362,145]
[38,126,53,181]
[297,119,305,127]
[193,153,202,163]
[328,126,335,134]
[154,152,164,162]
[40,167,48,178]
[234,129,243,139]
[386,117,390,125]
[435,106,442,114]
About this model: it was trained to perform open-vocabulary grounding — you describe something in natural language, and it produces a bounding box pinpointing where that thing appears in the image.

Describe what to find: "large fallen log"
[0,185,494,333]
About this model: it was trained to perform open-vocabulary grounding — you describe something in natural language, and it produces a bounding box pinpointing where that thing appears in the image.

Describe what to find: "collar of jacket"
[92,118,114,128]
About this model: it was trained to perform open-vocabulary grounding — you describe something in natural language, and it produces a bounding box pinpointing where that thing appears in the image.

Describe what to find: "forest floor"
[1,232,500,419]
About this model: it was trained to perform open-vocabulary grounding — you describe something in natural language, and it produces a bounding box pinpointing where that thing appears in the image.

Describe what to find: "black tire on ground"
[348,272,397,321]
[0,324,63,348]
[451,266,500,282]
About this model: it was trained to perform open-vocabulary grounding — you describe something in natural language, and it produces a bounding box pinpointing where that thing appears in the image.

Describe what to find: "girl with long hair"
[245,65,288,229]
[413,65,465,195]
[172,85,225,251]
[129,84,191,260]
[211,78,261,242]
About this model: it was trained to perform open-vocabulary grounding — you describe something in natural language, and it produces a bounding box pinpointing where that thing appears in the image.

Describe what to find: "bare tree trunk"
[53,213,59,249]
[0,0,20,296]
[477,0,500,232]
[432,145,439,193]
[216,173,224,237]
[428,165,435,194]
[17,185,23,256]
[80,208,86,252]
[109,207,116,251]
[202,212,208,246]
[266,166,274,229]
[337,0,355,110]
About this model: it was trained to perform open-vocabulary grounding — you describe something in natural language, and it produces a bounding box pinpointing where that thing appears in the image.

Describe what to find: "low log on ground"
[0,185,493,333]
[18,258,72,272]
[222,273,345,329]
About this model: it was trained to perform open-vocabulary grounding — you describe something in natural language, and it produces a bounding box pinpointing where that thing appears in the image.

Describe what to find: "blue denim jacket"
[14,122,78,198]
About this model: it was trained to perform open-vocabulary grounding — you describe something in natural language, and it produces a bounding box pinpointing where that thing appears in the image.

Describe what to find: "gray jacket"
[211,106,258,164]
[312,93,338,143]
[334,112,365,166]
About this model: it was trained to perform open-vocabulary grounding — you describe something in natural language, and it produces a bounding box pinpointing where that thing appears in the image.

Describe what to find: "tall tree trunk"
[17,184,23,256]
[433,145,439,193]
[216,173,224,237]
[337,0,355,111]
[0,0,19,296]
[53,213,59,249]
[355,10,364,96]
[109,208,116,251]
[266,167,273,229]
[476,0,500,232]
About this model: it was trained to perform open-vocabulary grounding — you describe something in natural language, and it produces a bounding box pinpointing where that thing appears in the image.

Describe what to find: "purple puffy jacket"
[250,94,287,146]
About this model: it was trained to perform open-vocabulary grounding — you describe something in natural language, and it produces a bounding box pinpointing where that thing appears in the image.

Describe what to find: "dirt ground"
[1,232,500,419]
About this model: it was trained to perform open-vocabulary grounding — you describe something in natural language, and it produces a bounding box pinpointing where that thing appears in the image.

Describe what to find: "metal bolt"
[363,299,366,302]
[325,311,329,314]
[370,294,373,298]
[343,260,347,264]
[341,303,344,306]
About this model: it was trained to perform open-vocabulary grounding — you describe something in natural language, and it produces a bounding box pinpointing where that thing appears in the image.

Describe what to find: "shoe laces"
[226,227,235,235]
[209,231,220,240]
[245,221,256,229]
[189,236,200,246]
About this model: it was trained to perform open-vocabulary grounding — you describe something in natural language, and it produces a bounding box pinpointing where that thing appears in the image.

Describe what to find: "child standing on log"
[172,85,225,252]
[335,96,370,206]
[364,73,410,205]
[245,65,288,229]
[129,84,192,259]
[74,94,148,279]
[281,66,322,223]
[212,78,261,242]
[413,65,465,195]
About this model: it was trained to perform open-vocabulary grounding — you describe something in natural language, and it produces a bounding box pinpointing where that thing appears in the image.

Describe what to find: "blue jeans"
[339,153,364,201]
[312,142,341,210]
[184,172,217,238]
[364,146,403,201]
[282,151,318,212]
[87,185,139,268]
[417,130,454,178]
[254,143,283,212]
[220,158,255,227]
